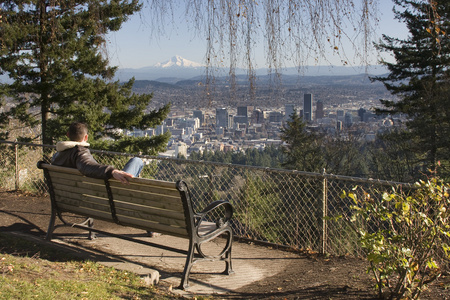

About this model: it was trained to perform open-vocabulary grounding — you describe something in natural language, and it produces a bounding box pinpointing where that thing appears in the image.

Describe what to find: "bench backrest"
[39,163,193,238]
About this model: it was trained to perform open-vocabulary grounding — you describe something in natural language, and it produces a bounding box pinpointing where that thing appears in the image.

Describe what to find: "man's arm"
[111,169,134,184]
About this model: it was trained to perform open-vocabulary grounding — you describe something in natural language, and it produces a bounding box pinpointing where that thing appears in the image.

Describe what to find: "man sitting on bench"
[52,121,143,184]
[52,121,163,237]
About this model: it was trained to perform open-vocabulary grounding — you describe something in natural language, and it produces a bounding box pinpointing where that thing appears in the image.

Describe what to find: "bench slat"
[54,189,110,208]
[43,163,177,189]
[115,201,186,221]
[111,192,184,211]
[115,207,187,228]
[50,176,84,188]
[116,215,189,238]
[49,171,105,185]
[109,181,181,198]
[54,192,111,213]
[51,176,106,191]
[52,182,109,199]
[120,177,178,190]
[56,202,114,222]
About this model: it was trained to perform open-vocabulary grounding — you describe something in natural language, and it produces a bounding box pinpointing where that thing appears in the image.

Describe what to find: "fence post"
[321,169,328,254]
[15,140,19,190]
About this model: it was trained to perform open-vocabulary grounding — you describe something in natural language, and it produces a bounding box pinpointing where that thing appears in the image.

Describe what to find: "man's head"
[67,122,88,142]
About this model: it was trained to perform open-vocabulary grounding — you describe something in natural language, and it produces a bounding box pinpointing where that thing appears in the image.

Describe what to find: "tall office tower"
[315,100,324,119]
[237,106,248,117]
[193,110,204,125]
[357,108,366,122]
[228,114,234,129]
[285,104,296,121]
[251,109,263,124]
[304,94,313,122]
[216,108,229,128]
[344,112,353,127]
[236,105,249,124]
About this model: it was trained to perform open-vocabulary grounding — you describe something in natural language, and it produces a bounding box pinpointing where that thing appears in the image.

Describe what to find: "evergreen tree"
[372,0,450,178]
[279,112,325,173]
[0,0,170,155]
[367,129,420,182]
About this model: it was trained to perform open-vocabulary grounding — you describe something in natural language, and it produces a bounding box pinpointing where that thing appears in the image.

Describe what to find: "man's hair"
[68,122,88,142]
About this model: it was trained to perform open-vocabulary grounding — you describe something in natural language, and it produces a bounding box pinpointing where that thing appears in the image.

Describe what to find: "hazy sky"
[106,1,409,70]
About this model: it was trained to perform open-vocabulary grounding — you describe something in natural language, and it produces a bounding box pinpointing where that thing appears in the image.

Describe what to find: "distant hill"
[131,80,181,90]
[131,73,386,94]
[116,55,389,82]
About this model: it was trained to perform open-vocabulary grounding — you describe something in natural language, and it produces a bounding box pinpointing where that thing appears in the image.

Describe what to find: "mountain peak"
[154,55,204,68]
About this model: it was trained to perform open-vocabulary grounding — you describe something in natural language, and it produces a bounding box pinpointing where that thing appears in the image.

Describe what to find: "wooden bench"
[37,162,234,289]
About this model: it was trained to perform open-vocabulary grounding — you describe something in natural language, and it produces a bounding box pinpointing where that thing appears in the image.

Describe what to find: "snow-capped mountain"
[154,55,204,68]
[115,54,387,82]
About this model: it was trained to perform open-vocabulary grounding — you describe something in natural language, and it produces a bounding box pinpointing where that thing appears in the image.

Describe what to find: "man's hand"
[112,169,133,184]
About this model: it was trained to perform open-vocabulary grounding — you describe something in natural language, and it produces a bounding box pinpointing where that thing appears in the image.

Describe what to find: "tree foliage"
[279,112,325,173]
[343,175,450,299]
[0,0,170,155]
[372,0,450,179]
[188,145,284,168]
[234,174,285,243]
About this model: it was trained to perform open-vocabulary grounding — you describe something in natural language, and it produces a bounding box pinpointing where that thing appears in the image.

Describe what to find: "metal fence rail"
[0,140,412,256]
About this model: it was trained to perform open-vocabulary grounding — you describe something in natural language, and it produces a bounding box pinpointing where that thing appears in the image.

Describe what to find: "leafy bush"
[342,176,450,299]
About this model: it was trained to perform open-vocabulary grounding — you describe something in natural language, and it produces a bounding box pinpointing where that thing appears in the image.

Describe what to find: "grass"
[0,233,180,299]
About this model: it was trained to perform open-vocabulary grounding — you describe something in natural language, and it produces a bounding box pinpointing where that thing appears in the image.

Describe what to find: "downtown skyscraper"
[304,94,313,122]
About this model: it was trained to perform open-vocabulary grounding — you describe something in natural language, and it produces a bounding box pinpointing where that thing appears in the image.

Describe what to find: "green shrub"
[342,176,450,299]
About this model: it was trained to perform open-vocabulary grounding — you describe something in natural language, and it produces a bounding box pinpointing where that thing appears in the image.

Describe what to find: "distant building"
[228,114,234,130]
[216,108,229,128]
[251,109,264,124]
[237,106,248,117]
[269,111,283,123]
[344,112,353,127]
[337,110,345,120]
[168,128,185,138]
[315,100,324,120]
[234,115,247,124]
[175,142,188,158]
[304,94,313,122]
[236,105,249,127]
[193,110,204,125]
[285,104,296,121]
[156,124,165,135]
[165,118,174,126]
[186,118,200,130]
[216,126,225,135]
[358,108,366,122]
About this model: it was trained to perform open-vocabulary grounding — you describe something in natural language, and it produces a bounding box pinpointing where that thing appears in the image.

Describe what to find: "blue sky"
[106,1,409,70]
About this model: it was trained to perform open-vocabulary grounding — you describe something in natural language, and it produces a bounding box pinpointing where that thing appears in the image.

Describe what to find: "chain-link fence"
[0,140,414,256]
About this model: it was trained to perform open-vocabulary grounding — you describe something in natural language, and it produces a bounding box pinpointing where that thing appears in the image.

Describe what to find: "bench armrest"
[199,200,233,221]
[194,200,233,237]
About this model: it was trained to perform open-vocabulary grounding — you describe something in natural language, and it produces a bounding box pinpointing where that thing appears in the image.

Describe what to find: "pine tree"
[0,0,170,155]
[372,0,450,177]
[280,112,325,173]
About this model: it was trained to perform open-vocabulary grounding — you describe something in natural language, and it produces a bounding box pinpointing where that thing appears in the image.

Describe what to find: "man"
[52,122,143,183]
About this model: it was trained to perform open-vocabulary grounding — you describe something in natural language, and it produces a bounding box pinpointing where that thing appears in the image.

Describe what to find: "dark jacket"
[51,141,115,179]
